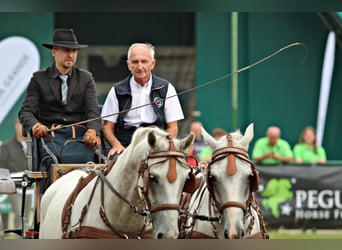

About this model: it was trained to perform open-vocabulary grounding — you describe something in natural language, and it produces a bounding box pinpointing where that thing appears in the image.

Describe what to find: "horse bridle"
[206,134,259,214]
[139,134,195,213]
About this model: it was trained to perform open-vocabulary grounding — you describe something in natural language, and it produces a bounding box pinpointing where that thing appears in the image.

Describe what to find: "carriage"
[0,124,269,239]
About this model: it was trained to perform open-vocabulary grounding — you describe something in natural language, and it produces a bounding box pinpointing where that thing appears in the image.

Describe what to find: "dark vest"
[114,75,169,147]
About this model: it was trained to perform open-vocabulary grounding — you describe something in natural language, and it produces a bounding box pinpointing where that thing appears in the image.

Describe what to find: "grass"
[268,229,342,239]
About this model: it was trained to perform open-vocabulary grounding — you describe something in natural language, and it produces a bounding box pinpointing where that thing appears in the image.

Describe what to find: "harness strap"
[178,192,192,239]
[208,192,219,238]
[62,171,97,234]
[62,226,154,239]
[97,178,149,239]
[218,201,246,213]
[78,176,101,226]
[167,135,177,183]
[61,161,115,238]
[226,134,237,176]
[149,203,180,212]
[244,231,269,239]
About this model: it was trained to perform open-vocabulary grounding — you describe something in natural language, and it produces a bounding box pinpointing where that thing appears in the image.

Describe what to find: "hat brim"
[42,43,88,49]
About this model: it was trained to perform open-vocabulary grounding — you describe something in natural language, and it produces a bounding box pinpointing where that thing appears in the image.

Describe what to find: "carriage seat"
[23,127,107,184]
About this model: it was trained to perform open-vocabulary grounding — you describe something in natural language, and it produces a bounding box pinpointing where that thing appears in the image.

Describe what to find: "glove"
[83,129,101,149]
[32,123,49,138]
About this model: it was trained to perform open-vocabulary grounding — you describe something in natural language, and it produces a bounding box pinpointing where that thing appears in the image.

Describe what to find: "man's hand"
[32,123,49,138]
[107,143,125,158]
[83,129,100,149]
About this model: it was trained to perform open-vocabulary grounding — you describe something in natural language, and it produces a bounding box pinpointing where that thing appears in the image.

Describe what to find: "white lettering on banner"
[295,209,330,219]
[333,209,342,219]
[296,190,307,208]
[307,190,319,208]
[295,189,342,220]
[296,189,342,209]
[0,36,40,124]
[335,192,342,209]
[319,190,334,209]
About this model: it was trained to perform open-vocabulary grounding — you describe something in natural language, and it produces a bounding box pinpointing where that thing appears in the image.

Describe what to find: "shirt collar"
[130,75,152,88]
[53,65,72,79]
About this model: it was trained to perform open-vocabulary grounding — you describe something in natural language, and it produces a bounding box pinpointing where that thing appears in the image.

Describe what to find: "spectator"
[101,42,184,158]
[185,121,206,160]
[199,127,227,163]
[252,126,293,164]
[293,126,327,164]
[0,120,33,230]
[18,29,101,185]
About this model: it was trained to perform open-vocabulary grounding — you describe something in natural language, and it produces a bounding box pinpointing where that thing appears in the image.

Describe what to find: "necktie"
[59,75,68,105]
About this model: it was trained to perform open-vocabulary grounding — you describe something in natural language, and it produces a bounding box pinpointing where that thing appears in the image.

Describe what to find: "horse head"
[137,126,195,239]
[203,123,259,239]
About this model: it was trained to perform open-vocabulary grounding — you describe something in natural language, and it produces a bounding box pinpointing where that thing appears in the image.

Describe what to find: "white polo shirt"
[101,76,184,127]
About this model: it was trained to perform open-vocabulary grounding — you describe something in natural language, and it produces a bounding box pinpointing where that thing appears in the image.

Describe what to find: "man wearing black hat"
[19,29,101,184]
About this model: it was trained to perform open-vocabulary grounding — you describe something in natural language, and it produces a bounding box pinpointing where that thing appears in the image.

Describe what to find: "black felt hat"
[42,29,88,49]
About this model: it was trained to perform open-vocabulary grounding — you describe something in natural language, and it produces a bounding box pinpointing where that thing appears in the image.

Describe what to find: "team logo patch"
[153,97,163,108]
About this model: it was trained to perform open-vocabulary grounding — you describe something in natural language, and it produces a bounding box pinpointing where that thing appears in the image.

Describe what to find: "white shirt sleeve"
[101,87,119,123]
[164,83,184,123]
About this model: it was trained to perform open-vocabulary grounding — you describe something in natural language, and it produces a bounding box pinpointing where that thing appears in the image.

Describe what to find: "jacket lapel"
[47,66,61,102]
[67,68,78,103]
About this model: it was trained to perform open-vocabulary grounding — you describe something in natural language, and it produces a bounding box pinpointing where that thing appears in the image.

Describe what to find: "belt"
[49,123,86,139]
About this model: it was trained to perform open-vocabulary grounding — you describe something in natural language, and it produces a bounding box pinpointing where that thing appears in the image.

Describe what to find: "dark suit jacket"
[19,64,101,135]
[0,137,26,173]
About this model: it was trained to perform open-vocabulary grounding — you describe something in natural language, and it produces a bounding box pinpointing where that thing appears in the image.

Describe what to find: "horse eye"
[208,174,215,182]
[149,174,158,183]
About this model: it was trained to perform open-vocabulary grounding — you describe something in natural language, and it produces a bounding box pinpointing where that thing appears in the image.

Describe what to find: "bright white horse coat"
[39,126,195,239]
[182,123,268,239]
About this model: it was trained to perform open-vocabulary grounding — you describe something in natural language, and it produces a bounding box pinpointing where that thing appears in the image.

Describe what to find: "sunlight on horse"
[39,126,195,239]
[182,123,268,239]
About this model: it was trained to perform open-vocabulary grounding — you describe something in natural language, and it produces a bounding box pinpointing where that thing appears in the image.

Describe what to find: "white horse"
[181,123,269,239]
[39,126,196,239]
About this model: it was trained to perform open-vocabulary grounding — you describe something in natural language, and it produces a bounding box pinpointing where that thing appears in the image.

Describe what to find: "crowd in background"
[187,121,327,166]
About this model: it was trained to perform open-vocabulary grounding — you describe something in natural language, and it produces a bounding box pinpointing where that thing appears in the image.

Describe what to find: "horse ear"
[147,131,157,147]
[240,123,254,148]
[201,126,216,148]
[180,132,195,151]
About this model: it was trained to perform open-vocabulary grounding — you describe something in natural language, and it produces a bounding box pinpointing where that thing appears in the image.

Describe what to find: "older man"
[101,42,184,158]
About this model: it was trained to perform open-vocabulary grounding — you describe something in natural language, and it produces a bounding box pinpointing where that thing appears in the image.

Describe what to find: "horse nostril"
[224,229,229,239]
[240,229,245,238]
[157,233,164,239]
